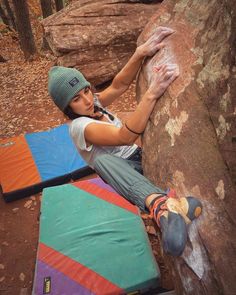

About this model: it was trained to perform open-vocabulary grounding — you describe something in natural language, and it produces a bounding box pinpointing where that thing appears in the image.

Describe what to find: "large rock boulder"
[137,1,236,294]
[42,0,161,85]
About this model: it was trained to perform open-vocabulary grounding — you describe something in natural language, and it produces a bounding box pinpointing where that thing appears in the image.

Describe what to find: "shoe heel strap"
[149,196,167,226]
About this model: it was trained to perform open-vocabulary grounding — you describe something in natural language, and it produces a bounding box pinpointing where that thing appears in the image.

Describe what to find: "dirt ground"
[0,20,174,295]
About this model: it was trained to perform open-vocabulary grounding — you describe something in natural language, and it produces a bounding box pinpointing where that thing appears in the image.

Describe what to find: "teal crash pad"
[33,177,160,295]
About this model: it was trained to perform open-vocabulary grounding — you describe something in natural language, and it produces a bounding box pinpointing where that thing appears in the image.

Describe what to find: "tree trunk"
[40,0,53,19]
[137,0,236,294]
[0,2,10,26]
[12,0,36,60]
[3,0,16,30]
[40,0,53,50]
[54,0,64,12]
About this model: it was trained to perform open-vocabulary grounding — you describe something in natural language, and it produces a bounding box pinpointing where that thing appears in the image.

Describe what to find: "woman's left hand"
[138,26,175,57]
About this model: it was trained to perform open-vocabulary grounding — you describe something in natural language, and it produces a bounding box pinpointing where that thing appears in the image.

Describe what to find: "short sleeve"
[69,117,110,151]
[69,117,96,151]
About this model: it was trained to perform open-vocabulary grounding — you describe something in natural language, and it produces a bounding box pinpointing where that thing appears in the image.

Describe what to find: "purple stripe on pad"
[33,260,94,295]
[89,177,117,194]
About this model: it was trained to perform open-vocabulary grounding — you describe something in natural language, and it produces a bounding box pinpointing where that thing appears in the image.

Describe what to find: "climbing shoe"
[149,190,202,256]
[165,189,203,224]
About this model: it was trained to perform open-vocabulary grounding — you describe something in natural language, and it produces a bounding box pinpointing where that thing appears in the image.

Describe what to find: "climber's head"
[48,66,91,113]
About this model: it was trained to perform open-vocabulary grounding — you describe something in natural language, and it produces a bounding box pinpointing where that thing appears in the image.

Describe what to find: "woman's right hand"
[147,63,179,99]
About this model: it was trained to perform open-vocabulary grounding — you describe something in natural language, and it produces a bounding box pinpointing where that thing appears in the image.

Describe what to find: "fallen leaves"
[12,208,19,213]
[146,225,157,235]
[0,276,5,282]
[24,200,33,209]
[19,272,26,282]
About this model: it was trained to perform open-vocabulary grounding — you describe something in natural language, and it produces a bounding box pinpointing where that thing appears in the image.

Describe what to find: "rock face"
[42,0,161,85]
[137,1,236,294]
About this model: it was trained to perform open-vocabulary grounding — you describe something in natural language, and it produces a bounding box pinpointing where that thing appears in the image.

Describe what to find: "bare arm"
[97,27,175,107]
[84,64,179,146]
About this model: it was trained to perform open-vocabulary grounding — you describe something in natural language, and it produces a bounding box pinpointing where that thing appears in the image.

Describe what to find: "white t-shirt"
[69,107,138,169]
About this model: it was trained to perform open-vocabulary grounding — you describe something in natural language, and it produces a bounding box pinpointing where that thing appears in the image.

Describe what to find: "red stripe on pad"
[72,180,139,215]
[38,242,123,295]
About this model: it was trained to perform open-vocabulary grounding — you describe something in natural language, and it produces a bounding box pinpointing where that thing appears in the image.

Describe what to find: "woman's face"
[69,86,94,116]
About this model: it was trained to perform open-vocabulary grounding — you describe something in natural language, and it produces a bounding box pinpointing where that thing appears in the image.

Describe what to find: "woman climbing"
[48,26,202,256]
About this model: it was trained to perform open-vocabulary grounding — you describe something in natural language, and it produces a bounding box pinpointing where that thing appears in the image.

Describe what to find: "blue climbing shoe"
[149,190,202,256]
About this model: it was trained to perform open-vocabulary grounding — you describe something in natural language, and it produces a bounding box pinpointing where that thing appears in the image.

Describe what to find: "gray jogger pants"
[93,154,166,213]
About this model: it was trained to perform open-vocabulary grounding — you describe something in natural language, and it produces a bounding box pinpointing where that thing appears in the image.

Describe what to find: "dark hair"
[63,105,82,120]
[63,86,115,121]
[63,85,96,120]
[63,104,115,121]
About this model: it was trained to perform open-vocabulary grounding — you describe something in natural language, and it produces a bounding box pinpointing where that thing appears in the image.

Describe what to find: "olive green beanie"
[48,66,91,111]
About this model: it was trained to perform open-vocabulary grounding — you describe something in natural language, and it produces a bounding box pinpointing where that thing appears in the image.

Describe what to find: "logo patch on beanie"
[69,77,80,87]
